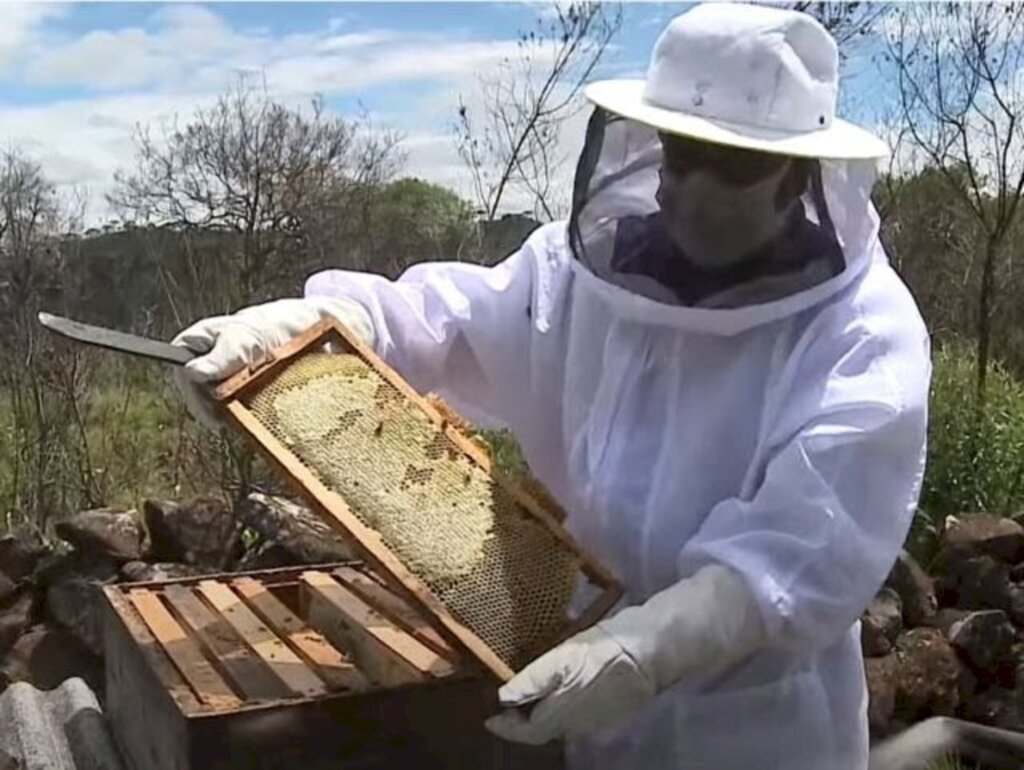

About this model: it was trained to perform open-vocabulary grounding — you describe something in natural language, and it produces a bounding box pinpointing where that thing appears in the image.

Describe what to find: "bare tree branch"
[887,2,1024,400]
[454,1,622,222]
[110,78,402,313]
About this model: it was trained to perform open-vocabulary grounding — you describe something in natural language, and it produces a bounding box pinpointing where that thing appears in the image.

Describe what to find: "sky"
[0,1,885,226]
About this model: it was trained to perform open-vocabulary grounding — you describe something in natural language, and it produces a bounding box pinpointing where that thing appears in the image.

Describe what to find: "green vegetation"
[928,757,973,770]
[0,366,536,529]
[477,429,530,478]
[909,341,1024,564]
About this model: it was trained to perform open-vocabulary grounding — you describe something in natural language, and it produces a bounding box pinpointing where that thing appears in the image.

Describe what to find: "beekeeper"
[173,4,931,769]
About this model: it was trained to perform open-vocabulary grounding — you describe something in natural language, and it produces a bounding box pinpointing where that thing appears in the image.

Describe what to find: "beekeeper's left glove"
[171,296,375,430]
[484,562,765,745]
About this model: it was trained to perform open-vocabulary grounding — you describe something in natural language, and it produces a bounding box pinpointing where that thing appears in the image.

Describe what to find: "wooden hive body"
[103,563,564,770]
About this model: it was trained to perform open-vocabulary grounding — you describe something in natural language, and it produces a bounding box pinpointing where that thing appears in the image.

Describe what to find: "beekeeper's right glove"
[171,296,375,430]
[485,562,766,744]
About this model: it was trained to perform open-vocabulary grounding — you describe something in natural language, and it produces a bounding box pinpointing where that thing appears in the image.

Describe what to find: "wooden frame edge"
[214,320,340,402]
[316,317,622,595]
[222,398,515,682]
[213,315,623,677]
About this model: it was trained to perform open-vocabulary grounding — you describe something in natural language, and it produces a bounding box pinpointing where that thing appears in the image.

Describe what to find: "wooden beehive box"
[102,563,564,770]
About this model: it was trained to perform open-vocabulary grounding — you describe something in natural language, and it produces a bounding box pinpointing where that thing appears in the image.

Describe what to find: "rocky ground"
[1,498,1023,751]
[866,514,1024,740]
[0,492,353,696]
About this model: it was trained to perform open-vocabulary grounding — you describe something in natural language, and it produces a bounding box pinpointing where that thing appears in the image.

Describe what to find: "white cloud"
[24,5,279,93]
[18,6,527,99]
[0,4,597,225]
[150,3,236,51]
[877,3,1024,56]
[32,28,172,90]
[0,90,226,221]
[315,30,406,54]
[0,3,67,71]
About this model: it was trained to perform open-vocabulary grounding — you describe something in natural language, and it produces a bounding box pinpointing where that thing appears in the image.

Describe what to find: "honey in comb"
[244,352,579,670]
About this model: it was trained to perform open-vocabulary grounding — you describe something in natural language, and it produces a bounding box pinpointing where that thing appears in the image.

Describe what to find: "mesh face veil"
[568,108,881,308]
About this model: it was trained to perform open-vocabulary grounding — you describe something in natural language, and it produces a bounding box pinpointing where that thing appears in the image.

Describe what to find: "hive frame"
[214,317,623,681]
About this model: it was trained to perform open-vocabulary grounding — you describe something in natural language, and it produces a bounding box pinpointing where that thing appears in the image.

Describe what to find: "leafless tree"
[789,2,889,54]
[454,1,622,222]
[888,2,1024,400]
[0,152,62,309]
[107,81,405,510]
[0,150,92,524]
[111,79,402,319]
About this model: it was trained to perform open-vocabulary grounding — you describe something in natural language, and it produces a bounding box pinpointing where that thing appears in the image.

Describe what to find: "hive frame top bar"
[102,563,469,720]
[213,317,623,681]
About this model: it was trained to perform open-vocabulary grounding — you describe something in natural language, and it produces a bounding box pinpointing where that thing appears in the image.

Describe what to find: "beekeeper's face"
[655,134,803,269]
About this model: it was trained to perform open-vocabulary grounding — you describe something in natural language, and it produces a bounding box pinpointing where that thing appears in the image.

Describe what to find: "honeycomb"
[244,352,579,671]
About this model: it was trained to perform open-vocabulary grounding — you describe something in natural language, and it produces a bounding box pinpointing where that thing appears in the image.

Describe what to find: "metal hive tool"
[215,319,622,680]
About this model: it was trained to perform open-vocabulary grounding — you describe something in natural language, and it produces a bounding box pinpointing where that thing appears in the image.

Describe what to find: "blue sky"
[0,2,885,224]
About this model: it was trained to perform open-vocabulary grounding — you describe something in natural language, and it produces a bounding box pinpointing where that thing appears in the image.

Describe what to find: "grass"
[476,428,529,477]
[5,334,1024,578]
[0,361,242,530]
[0,367,541,534]
[910,339,1024,564]
[927,757,973,770]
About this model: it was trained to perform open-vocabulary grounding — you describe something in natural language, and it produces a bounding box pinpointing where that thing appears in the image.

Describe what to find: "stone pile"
[865,514,1024,739]
[0,492,353,695]
[4,498,1024,751]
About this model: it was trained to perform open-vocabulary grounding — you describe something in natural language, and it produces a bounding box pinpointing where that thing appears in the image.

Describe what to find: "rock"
[936,554,1014,613]
[0,592,34,659]
[957,660,979,706]
[942,514,1024,564]
[0,529,50,582]
[991,657,1022,691]
[934,608,971,637]
[960,686,1024,730]
[1008,585,1024,628]
[120,561,202,583]
[862,588,903,657]
[885,550,937,627]
[237,493,354,566]
[0,624,103,693]
[45,580,105,657]
[33,547,119,588]
[866,654,899,734]
[0,573,16,607]
[235,542,294,572]
[53,508,144,564]
[1010,659,1024,696]
[894,628,963,721]
[143,498,243,569]
[37,550,119,657]
[948,610,1017,674]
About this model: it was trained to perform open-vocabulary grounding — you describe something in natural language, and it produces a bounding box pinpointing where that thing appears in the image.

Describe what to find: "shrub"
[911,339,1024,563]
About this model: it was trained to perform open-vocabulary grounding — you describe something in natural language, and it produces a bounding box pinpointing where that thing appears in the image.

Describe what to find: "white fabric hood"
[567,109,883,335]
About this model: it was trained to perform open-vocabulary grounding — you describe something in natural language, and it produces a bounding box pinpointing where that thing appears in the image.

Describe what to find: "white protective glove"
[485,562,766,745]
[171,296,376,430]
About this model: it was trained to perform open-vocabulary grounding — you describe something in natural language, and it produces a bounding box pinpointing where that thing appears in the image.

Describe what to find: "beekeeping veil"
[569,3,890,308]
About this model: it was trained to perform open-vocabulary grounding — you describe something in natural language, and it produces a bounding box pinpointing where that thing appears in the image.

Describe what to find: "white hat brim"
[585,80,889,161]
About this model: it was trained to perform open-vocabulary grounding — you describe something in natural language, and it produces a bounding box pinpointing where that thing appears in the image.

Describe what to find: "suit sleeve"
[676,312,931,653]
[304,222,564,429]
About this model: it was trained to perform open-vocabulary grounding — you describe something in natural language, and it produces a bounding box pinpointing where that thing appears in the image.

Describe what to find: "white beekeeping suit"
[173,5,931,769]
